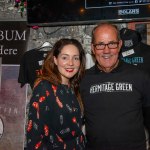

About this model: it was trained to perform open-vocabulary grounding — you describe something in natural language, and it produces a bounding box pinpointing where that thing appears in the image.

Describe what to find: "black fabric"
[27,80,86,150]
[120,28,150,76]
[143,106,150,141]
[80,61,150,150]
[120,42,150,76]
[18,49,48,88]
[86,145,147,150]
[120,28,142,50]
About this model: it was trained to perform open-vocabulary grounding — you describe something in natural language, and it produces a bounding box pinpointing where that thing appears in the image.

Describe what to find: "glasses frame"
[93,41,119,50]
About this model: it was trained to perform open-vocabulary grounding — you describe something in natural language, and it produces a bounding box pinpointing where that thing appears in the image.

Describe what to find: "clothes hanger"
[37,41,52,51]
[41,41,51,48]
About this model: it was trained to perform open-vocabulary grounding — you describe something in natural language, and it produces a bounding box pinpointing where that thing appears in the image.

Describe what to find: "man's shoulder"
[80,66,96,86]
[85,65,96,74]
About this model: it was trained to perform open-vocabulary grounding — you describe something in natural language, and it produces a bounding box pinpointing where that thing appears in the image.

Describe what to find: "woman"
[26,38,86,150]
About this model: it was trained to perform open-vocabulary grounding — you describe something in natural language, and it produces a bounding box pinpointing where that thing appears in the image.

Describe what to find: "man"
[80,23,150,150]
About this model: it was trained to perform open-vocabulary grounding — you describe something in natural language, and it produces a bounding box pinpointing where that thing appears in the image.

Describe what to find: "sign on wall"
[0,66,27,150]
[0,21,30,150]
[0,21,30,64]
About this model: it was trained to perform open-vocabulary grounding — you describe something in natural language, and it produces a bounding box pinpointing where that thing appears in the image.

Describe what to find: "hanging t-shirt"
[18,49,48,89]
[120,28,150,76]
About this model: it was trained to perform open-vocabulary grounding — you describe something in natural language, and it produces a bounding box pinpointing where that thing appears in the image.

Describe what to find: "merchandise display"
[18,49,48,88]
[120,28,150,75]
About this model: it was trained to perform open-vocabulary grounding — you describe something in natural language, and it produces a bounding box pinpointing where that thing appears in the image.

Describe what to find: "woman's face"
[54,44,80,85]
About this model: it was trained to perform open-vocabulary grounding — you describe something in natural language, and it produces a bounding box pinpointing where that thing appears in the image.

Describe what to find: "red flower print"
[27,120,32,132]
[32,102,39,110]
[72,131,75,136]
[32,102,39,119]
[44,125,49,136]
[72,117,77,123]
[46,90,50,96]
[35,141,42,149]
[64,143,66,149]
[52,85,57,96]
[39,96,46,103]
[56,134,64,143]
[80,135,83,142]
[56,97,63,108]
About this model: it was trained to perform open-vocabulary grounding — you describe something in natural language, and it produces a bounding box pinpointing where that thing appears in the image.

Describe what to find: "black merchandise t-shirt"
[18,49,48,88]
[120,42,150,76]
[120,28,150,76]
[80,61,150,150]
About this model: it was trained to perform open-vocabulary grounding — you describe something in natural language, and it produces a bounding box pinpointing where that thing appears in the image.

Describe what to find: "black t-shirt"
[120,42,150,76]
[120,28,150,76]
[80,61,150,150]
[18,49,48,88]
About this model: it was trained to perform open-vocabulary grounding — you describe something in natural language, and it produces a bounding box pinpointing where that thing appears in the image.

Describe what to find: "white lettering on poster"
[0,30,26,41]
[0,30,27,56]
[0,45,17,55]
[118,8,139,15]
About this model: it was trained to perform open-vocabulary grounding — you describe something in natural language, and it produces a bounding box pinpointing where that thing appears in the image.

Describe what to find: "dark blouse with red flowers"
[26,80,85,150]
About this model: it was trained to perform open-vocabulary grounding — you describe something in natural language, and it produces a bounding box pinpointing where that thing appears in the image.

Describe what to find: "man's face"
[92,25,122,72]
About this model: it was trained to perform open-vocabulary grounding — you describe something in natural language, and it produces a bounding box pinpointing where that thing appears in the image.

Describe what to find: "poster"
[0,21,30,150]
[0,66,26,150]
[0,21,30,64]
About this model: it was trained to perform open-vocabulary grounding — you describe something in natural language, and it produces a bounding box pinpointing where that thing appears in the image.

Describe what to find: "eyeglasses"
[93,42,119,50]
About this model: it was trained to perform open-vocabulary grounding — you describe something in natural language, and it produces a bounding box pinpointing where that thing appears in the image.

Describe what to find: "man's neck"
[97,60,119,73]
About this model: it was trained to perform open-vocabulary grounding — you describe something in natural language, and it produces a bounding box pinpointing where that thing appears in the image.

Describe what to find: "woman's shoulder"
[33,79,53,90]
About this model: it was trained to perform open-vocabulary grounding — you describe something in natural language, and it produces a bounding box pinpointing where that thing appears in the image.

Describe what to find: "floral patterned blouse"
[26,80,86,150]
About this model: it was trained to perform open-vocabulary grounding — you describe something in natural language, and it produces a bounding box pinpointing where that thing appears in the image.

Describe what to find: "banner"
[0,66,27,150]
[0,21,30,64]
[0,21,30,150]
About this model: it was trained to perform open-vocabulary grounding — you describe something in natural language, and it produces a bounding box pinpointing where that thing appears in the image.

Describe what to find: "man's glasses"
[93,42,119,50]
